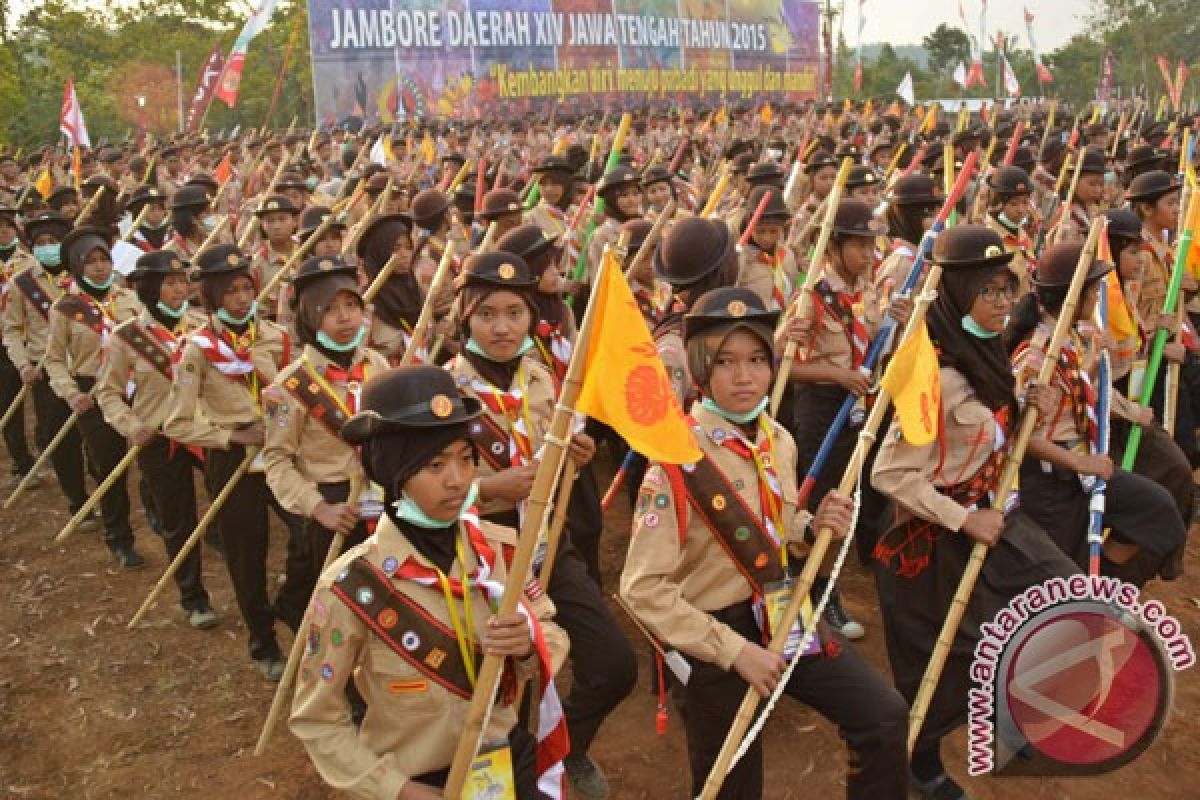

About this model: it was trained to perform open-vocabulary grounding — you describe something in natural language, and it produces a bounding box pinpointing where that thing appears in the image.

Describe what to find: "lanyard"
[435,534,477,687]
[302,354,368,417]
[746,418,788,571]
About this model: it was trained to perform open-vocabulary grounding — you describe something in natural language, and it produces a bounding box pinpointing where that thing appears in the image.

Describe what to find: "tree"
[923,24,971,77]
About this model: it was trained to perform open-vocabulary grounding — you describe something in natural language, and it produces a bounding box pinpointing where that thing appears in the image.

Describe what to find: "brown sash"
[282,363,350,438]
[330,556,480,699]
[54,293,105,335]
[14,270,53,320]
[468,413,513,472]
[116,322,174,381]
[670,455,784,593]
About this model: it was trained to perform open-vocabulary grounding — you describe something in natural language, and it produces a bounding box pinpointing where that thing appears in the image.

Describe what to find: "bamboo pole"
[906,218,1104,754]
[127,448,258,629]
[397,241,457,368]
[1049,152,1086,246]
[697,259,949,800]
[536,459,577,587]
[4,410,81,509]
[769,158,854,415]
[440,243,613,798]
[74,185,107,223]
[54,445,142,542]
[255,473,366,754]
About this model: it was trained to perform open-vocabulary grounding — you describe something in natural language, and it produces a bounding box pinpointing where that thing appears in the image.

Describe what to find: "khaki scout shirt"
[2,265,72,372]
[262,344,389,518]
[162,316,291,449]
[289,514,567,799]
[984,215,1036,295]
[792,264,882,374]
[872,241,919,307]
[1011,318,1088,445]
[251,241,297,317]
[620,405,811,671]
[736,244,798,312]
[871,367,999,534]
[95,308,206,438]
[44,286,142,406]
[585,217,621,284]
[447,354,555,519]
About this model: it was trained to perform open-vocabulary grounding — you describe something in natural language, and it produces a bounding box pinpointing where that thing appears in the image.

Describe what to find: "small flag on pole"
[880,320,941,446]
[59,78,91,150]
[896,71,915,106]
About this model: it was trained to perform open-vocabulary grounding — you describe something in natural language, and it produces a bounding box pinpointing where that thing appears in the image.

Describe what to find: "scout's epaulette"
[14,270,52,319]
[116,322,174,381]
[665,454,785,593]
[282,362,350,438]
[54,293,105,335]
[330,556,480,699]
[468,412,513,472]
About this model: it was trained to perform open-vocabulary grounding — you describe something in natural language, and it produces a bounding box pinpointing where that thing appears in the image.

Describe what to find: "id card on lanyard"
[763,578,822,660]
[464,741,517,799]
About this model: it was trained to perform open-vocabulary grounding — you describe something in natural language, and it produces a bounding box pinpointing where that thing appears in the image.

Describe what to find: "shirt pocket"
[365,637,446,713]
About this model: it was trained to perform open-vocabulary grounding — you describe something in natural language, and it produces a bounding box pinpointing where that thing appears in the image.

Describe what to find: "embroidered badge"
[330,629,345,647]
[425,647,447,669]
[401,631,420,651]
[643,512,660,528]
[356,587,374,605]
[734,527,751,542]
[378,609,399,629]
[712,494,727,511]
[382,556,399,575]
[388,679,429,694]
[320,663,335,682]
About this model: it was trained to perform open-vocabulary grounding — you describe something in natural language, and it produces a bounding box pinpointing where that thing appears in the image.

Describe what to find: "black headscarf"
[361,217,422,330]
[926,264,1017,414]
[886,203,932,249]
[525,246,568,328]
[294,274,362,368]
[458,282,539,389]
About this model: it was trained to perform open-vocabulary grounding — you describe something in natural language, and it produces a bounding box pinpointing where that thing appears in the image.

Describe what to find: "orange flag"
[575,250,702,464]
[213,153,233,185]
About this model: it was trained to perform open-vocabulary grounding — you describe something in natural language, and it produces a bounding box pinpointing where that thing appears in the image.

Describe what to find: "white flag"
[953,62,968,88]
[896,71,915,106]
[1002,55,1021,97]
[369,135,388,166]
[59,78,91,149]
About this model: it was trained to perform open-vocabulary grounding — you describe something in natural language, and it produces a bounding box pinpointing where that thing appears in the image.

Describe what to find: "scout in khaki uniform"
[448,251,635,797]
[45,227,144,566]
[869,226,1080,800]
[787,200,911,640]
[982,166,1038,294]
[476,188,525,245]
[640,165,676,216]
[2,210,89,512]
[46,186,80,219]
[652,217,741,407]
[1009,242,1188,587]
[358,213,441,364]
[0,206,36,482]
[127,185,171,252]
[585,165,642,287]
[620,287,908,800]
[95,250,216,625]
[290,365,569,799]
[524,155,582,286]
[263,255,389,586]
[250,194,301,321]
[1046,146,1106,244]
[790,150,838,239]
[735,186,797,312]
[875,174,939,303]
[162,244,312,680]
[164,186,219,261]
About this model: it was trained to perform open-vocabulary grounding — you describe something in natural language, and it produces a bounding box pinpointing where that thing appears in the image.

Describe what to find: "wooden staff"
[537,459,578,587]
[5,409,82,508]
[74,185,107,222]
[440,242,612,798]
[127,447,258,630]
[397,240,457,368]
[625,200,677,281]
[737,191,774,249]
[254,211,340,307]
[255,473,366,755]
[339,179,392,259]
[54,444,142,542]
[331,136,375,207]
[238,152,294,250]
[0,373,37,434]
[697,258,948,800]
[472,220,500,256]
[1048,152,1086,246]
[192,214,230,261]
[769,158,853,415]
[699,165,732,218]
[907,218,1104,754]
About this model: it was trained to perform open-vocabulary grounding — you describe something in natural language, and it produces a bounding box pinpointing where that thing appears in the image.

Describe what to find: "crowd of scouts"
[0,98,1195,799]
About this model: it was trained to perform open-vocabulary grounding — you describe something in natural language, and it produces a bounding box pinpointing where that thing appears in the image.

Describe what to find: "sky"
[853,0,1094,51]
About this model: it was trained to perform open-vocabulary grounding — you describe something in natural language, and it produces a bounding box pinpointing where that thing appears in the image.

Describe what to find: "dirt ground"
[1,447,1198,799]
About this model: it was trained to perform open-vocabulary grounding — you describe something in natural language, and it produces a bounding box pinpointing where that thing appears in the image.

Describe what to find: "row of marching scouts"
[0,99,1194,799]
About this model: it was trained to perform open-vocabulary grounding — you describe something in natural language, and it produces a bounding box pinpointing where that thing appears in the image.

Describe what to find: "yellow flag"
[922,104,939,136]
[862,98,874,119]
[382,136,396,163]
[34,168,54,200]
[575,251,702,465]
[880,320,941,446]
[760,103,774,125]
[421,132,436,165]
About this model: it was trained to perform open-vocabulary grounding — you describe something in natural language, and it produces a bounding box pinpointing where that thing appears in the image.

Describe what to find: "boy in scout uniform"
[524,155,583,276]
[162,244,312,680]
[262,255,389,585]
[982,166,1038,293]
[448,251,636,797]
[585,166,642,286]
[620,287,908,800]
[250,194,301,321]
[0,206,36,483]
[289,365,569,799]
[95,250,216,624]
[736,187,798,312]
[2,210,89,512]
[127,185,171,252]
[44,226,144,567]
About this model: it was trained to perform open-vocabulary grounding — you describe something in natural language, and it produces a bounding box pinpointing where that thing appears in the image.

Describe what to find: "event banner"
[306,0,820,124]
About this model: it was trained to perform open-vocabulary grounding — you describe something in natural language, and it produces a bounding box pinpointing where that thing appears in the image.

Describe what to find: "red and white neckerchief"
[131,230,160,253]
[533,320,572,387]
[189,325,256,378]
[755,248,789,311]
[469,361,536,521]
[395,320,430,365]
[811,279,870,369]
[386,507,568,799]
[317,358,369,415]
[712,417,786,554]
[145,319,185,375]
[169,233,195,258]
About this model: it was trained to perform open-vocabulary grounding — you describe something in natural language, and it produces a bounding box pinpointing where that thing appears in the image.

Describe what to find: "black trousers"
[675,602,909,800]
[544,541,637,755]
[31,378,85,508]
[304,481,372,580]
[138,437,208,611]
[204,444,314,661]
[75,376,132,550]
[0,347,32,474]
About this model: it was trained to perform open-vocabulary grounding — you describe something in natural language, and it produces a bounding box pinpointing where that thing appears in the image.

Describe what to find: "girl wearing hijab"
[448,251,636,798]
[290,365,568,798]
[357,213,441,364]
[875,174,940,304]
[45,226,143,567]
[165,186,219,260]
[871,225,1078,800]
[622,286,908,800]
